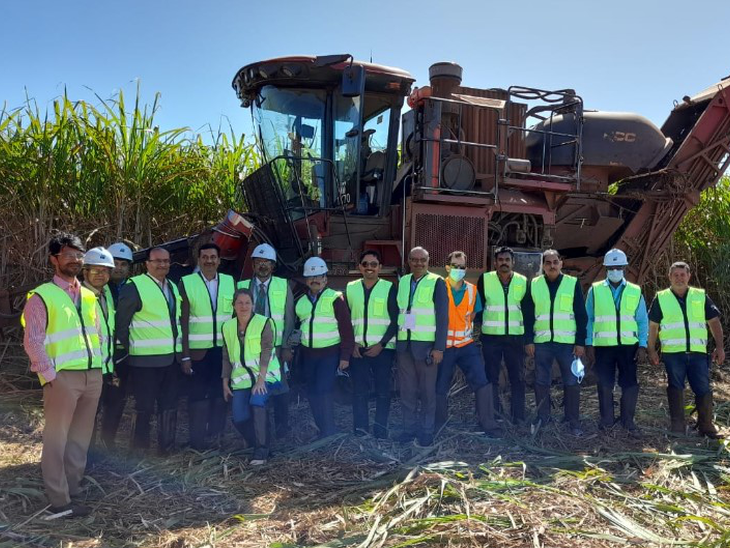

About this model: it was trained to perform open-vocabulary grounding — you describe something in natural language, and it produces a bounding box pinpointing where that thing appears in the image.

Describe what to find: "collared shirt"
[23,275,103,382]
[585,278,649,347]
[252,277,271,316]
[83,281,108,318]
[201,272,219,311]
[150,275,173,309]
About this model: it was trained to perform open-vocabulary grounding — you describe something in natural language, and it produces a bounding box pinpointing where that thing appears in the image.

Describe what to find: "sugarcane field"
[3,3,730,547]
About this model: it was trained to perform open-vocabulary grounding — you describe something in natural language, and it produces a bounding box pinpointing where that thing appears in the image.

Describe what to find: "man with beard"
[116,247,182,455]
[238,244,296,437]
[22,233,104,518]
[180,243,235,450]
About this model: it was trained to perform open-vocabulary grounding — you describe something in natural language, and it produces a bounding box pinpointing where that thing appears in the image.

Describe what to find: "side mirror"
[342,64,365,98]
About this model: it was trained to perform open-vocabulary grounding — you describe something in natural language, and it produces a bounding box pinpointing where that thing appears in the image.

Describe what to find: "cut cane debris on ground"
[1,345,729,548]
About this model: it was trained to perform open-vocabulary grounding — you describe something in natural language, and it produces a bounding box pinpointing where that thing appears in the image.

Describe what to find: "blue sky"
[2,0,730,142]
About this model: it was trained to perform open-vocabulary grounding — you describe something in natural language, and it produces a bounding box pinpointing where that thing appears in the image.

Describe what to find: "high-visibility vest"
[346,279,395,350]
[222,315,281,390]
[481,271,526,336]
[22,282,103,378]
[95,285,116,374]
[531,275,578,344]
[128,274,182,356]
[397,273,440,342]
[295,288,342,348]
[238,276,288,346]
[591,281,641,346]
[657,287,708,353]
[446,281,477,348]
[181,272,235,349]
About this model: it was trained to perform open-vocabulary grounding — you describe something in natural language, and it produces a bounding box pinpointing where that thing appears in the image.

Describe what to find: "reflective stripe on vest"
[345,278,395,350]
[295,288,342,348]
[397,273,440,342]
[182,273,235,349]
[129,274,182,356]
[531,275,577,344]
[238,277,288,346]
[657,287,708,353]
[481,271,526,336]
[446,281,477,348]
[97,285,116,374]
[222,315,282,390]
[22,283,103,377]
[591,281,640,346]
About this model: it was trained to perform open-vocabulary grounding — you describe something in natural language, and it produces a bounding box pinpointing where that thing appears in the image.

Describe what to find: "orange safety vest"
[446,281,477,348]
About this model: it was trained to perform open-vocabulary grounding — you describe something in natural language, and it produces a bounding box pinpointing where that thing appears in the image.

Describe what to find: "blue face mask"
[449,268,466,282]
[607,269,624,283]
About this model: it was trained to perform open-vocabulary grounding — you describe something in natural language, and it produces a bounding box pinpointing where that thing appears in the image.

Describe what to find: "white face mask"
[449,268,466,282]
[607,269,624,283]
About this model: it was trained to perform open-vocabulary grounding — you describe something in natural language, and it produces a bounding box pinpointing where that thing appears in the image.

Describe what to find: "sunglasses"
[360,261,379,268]
[449,264,466,270]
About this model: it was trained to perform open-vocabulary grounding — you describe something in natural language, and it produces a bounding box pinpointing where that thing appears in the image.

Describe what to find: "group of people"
[22,232,725,518]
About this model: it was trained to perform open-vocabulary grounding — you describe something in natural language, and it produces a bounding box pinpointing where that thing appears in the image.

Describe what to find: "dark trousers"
[188,347,224,402]
[187,348,227,448]
[302,349,339,436]
[130,364,179,449]
[663,352,711,396]
[397,350,438,436]
[99,353,131,447]
[350,349,394,433]
[481,335,525,418]
[534,342,577,387]
[436,342,489,395]
[594,345,638,389]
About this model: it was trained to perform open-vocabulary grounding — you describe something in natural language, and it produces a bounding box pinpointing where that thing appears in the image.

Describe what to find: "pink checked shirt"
[23,275,103,383]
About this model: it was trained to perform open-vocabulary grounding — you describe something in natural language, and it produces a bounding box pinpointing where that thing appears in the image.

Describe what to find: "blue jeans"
[594,345,638,389]
[663,352,711,396]
[534,342,577,387]
[436,342,489,396]
[231,381,280,424]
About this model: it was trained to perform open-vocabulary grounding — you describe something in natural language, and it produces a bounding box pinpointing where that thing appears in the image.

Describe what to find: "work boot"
[435,394,449,433]
[563,385,582,436]
[130,412,152,451]
[251,406,270,463]
[157,409,178,456]
[597,384,616,430]
[188,399,209,451]
[511,381,526,424]
[619,385,641,438]
[207,398,228,441]
[273,393,291,438]
[533,385,551,426]
[373,396,391,439]
[476,385,503,438]
[696,393,723,439]
[667,387,686,435]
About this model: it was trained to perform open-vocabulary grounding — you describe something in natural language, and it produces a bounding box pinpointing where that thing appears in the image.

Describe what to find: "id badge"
[404,313,416,330]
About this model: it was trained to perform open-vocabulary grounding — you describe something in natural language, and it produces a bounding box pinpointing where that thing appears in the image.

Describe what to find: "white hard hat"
[251,243,277,262]
[603,248,628,267]
[83,247,115,269]
[303,257,328,277]
[108,242,133,262]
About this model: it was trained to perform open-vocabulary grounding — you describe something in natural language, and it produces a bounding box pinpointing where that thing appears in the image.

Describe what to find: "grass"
[1,342,729,548]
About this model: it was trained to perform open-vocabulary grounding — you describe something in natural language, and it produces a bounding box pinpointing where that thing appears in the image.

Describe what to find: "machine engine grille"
[413,212,486,269]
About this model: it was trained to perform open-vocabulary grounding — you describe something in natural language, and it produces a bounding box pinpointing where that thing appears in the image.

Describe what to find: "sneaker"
[47,503,91,519]
[353,428,369,437]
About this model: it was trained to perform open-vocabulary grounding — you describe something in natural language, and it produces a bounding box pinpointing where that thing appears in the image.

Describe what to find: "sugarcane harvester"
[212,54,730,287]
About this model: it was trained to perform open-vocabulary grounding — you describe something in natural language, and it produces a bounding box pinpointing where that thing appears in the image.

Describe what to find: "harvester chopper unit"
[1,54,729,325]
[203,54,730,287]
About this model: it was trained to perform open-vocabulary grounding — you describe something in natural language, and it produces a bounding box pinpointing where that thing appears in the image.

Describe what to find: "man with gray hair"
[395,247,448,446]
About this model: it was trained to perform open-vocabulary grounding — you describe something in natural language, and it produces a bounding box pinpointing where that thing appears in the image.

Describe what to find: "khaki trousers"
[41,369,103,507]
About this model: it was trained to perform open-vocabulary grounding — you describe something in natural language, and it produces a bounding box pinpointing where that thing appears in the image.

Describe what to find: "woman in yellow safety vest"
[222,288,281,465]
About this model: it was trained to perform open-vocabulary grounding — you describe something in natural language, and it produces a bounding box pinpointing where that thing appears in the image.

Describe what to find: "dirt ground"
[1,342,729,548]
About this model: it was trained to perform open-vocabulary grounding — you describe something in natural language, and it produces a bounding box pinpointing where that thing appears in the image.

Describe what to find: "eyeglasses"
[360,261,379,268]
[55,252,84,260]
[85,267,110,276]
[409,257,428,263]
[148,259,171,265]
[449,264,466,270]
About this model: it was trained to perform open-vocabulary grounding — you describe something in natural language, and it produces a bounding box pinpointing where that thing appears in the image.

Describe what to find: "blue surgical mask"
[607,269,624,283]
[449,268,466,282]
